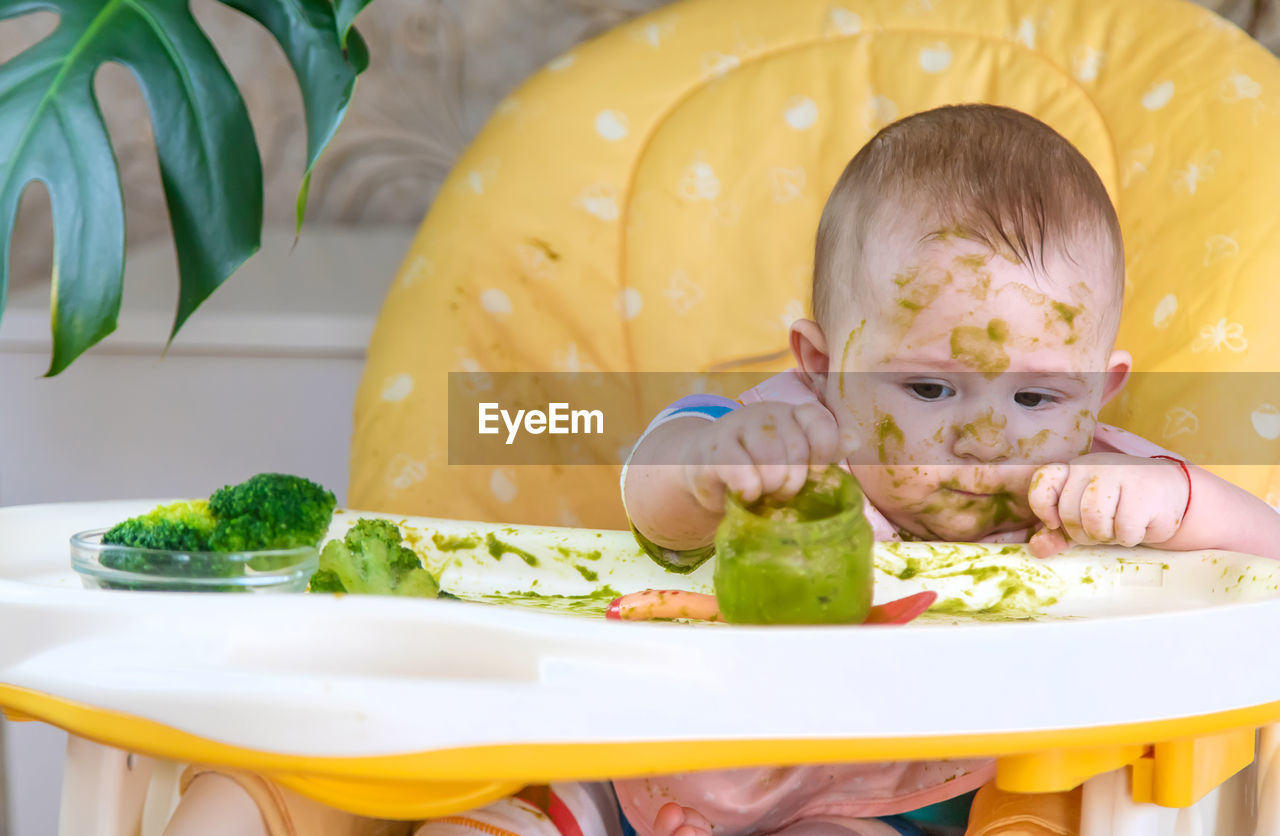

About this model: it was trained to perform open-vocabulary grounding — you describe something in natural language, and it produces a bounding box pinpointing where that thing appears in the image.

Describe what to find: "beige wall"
[4,0,672,294]
[3,0,1276,295]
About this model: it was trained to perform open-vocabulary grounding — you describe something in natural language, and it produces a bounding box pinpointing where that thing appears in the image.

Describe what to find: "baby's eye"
[1014,389,1060,408]
[906,381,955,401]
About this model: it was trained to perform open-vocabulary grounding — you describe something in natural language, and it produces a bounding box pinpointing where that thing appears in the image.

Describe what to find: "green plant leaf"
[221,0,368,232]
[333,0,374,48]
[0,0,370,375]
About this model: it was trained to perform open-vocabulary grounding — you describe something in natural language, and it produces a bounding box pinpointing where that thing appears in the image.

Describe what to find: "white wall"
[0,227,411,836]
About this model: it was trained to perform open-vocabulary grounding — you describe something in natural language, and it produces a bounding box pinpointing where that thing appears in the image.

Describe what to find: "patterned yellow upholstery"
[351,0,1280,527]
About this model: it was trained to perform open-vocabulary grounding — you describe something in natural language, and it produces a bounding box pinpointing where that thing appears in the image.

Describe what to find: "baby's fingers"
[1028,464,1070,530]
[1055,471,1095,545]
[1112,493,1149,548]
[774,418,813,499]
[1078,474,1121,543]
[1028,526,1070,558]
[718,457,765,505]
[742,417,808,499]
[687,440,755,511]
[793,401,841,469]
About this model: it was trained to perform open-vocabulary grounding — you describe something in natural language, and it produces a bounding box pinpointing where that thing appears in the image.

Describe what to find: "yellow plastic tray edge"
[3,683,1279,782]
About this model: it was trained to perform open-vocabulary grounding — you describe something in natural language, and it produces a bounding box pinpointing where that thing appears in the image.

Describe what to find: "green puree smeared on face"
[713,466,874,625]
[950,318,1010,379]
[876,413,905,464]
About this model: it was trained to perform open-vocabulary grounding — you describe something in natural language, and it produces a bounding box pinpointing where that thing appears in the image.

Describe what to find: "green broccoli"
[102,500,217,552]
[95,474,337,590]
[310,518,439,597]
[207,473,336,552]
[99,500,224,583]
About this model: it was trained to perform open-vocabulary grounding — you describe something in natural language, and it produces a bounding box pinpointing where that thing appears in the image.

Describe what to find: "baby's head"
[790,104,1132,540]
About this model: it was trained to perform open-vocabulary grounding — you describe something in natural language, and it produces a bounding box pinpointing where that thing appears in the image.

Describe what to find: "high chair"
[4,0,1280,833]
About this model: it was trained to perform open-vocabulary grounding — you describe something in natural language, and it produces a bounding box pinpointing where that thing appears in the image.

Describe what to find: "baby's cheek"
[1051,411,1098,461]
[880,464,924,497]
[826,391,880,459]
[1072,408,1099,456]
[823,399,869,460]
[872,410,908,464]
[851,463,938,512]
[1011,408,1098,464]
[1012,428,1072,463]
[995,465,1039,503]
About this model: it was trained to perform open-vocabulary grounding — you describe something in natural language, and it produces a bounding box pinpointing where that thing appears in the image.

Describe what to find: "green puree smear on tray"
[450,587,622,617]
[431,532,481,552]
[875,542,1063,619]
[485,533,540,567]
[311,509,1063,623]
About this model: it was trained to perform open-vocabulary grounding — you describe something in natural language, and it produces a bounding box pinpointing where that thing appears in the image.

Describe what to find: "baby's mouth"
[939,485,1001,498]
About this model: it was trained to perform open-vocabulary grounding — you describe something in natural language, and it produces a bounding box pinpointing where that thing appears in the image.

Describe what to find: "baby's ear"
[790,319,830,393]
[1101,349,1132,404]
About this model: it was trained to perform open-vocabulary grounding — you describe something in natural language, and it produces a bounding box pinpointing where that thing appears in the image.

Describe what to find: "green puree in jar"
[713,466,874,624]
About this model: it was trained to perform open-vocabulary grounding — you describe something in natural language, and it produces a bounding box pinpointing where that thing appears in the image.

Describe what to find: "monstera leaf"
[0,0,376,375]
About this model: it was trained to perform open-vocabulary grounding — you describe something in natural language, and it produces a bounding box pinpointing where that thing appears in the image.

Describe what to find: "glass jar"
[713,466,874,624]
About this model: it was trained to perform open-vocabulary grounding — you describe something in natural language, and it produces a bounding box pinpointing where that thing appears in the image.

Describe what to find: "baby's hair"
[813,104,1124,330]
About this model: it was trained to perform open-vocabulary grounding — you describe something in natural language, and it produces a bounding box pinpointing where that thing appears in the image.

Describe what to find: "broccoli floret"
[307,568,346,593]
[94,475,337,591]
[102,500,216,552]
[207,473,336,552]
[99,500,229,584]
[310,518,439,597]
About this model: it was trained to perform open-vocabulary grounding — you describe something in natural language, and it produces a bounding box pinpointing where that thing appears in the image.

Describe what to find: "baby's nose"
[950,408,1013,462]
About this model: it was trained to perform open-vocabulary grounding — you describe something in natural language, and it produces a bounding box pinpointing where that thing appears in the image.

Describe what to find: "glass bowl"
[70,529,318,593]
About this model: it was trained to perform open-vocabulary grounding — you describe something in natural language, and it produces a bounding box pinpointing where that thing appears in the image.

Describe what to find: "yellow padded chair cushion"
[352,0,1280,527]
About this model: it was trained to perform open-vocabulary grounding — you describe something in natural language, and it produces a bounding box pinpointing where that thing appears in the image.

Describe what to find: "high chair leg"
[1080,768,1177,836]
[1257,725,1280,836]
[58,736,152,836]
[1173,789,1212,836]
[1080,752,1263,836]
[1199,755,1256,836]
[139,760,184,836]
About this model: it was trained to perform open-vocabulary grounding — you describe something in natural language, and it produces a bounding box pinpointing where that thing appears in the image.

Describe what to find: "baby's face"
[823,236,1122,541]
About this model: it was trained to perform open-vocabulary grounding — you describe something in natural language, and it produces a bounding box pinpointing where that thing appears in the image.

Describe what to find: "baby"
[617,104,1280,836]
[161,104,1280,836]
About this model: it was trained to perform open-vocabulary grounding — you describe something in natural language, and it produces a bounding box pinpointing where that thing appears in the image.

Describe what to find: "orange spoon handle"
[607,589,937,625]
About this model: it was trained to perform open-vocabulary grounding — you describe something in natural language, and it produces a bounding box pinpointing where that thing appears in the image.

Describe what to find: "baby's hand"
[682,401,842,513]
[1027,453,1189,558]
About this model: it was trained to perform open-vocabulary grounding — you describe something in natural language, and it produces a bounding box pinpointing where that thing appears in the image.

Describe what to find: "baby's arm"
[1028,453,1280,559]
[1160,464,1280,558]
[624,402,840,551]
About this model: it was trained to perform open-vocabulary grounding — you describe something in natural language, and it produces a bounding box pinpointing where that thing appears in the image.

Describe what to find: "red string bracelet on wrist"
[1150,454,1192,522]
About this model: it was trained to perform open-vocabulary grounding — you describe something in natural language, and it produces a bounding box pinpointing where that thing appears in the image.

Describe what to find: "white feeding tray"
[0,500,1278,763]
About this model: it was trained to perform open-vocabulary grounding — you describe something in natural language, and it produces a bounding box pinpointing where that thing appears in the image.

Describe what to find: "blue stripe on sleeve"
[664,404,734,421]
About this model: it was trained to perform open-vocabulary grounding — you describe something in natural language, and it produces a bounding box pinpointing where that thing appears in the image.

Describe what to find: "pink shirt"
[615,370,1182,835]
